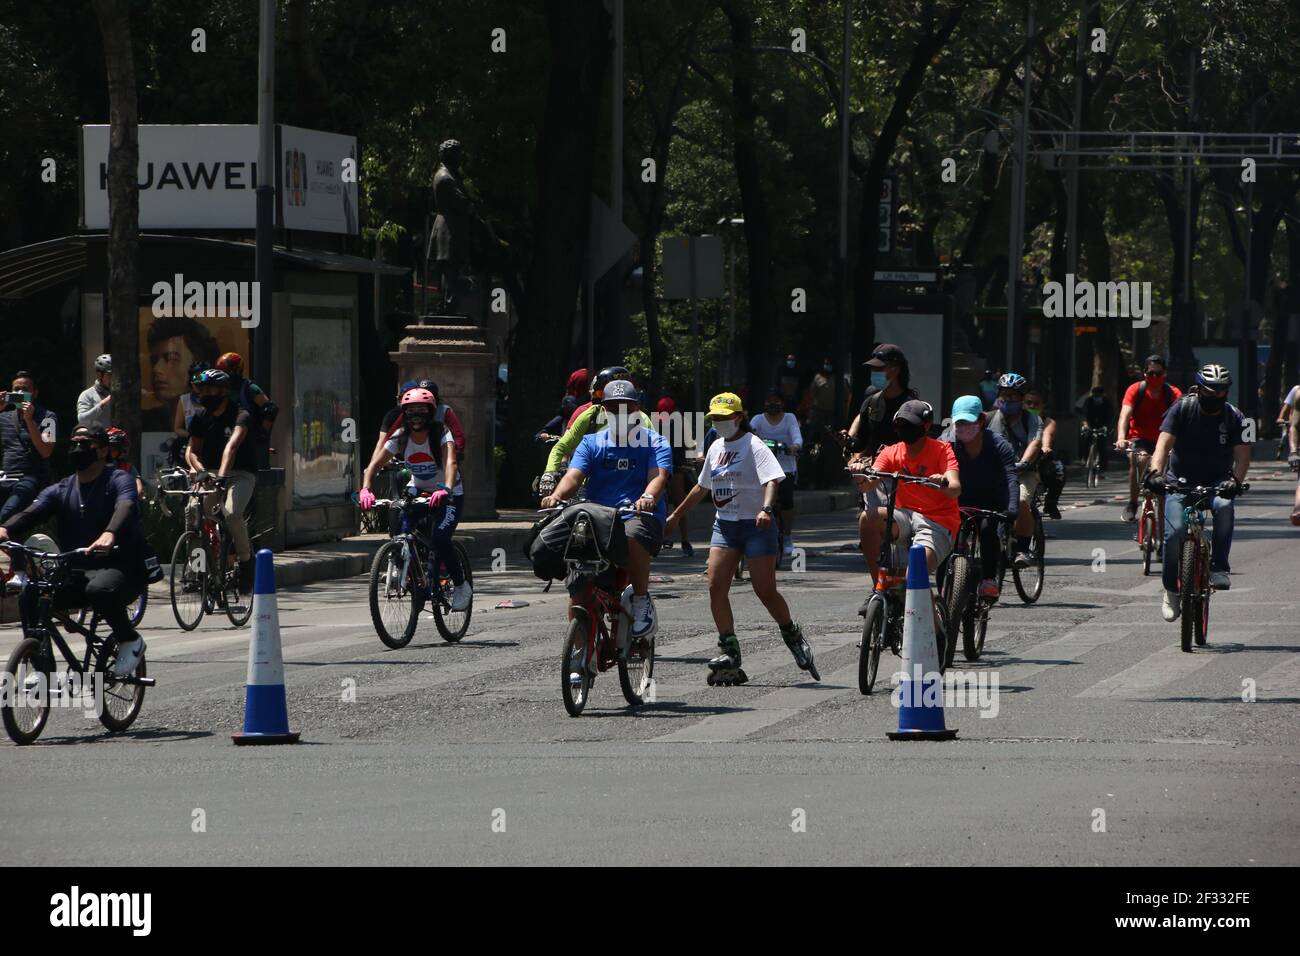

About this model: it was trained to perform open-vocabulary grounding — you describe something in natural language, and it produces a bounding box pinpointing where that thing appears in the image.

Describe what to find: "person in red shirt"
[849,400,961,579]
[1115,354,1181,525]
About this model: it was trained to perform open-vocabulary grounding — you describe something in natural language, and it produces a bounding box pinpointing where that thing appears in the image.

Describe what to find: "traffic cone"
[232,549,300,745]
[887,543,957,741]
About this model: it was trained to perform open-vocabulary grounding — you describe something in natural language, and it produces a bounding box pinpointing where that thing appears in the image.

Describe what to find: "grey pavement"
[1,467,1297,865]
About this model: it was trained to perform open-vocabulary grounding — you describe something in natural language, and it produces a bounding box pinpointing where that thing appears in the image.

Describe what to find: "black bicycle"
[0,540,155,745]
[367,481,473,648]
[940,506,1015,665]
[1080,424,1108,488]
[852,467,950,695]
[162,474,255,630]
[1008,468,1046,604]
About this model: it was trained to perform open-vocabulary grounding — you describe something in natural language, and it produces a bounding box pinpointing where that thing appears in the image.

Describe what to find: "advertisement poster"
[279,125,359,235]
[292,317,354,504]
[137,306,251,435]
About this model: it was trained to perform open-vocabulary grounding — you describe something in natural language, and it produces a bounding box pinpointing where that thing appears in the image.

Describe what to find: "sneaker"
[1013,551,1032,569]
[978,579,1000,601]
[680,541,694,557]
[1161,590,1181,622]
[1209,571,1230,590]
[629,594,657,639]
[1291,508,1300,527]
[4,571,28,594]
[112,636,146,676]
[450,581,473,611]
[1122,501,1137,522]
[1045,504,1062,520]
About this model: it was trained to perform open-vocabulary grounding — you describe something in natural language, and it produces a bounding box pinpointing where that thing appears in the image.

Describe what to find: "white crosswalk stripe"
[1075,631,1261,699]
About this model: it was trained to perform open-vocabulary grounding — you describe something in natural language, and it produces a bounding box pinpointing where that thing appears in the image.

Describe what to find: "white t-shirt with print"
[749,412,802,473]
[697,431,786,522]
[385,429,463,495]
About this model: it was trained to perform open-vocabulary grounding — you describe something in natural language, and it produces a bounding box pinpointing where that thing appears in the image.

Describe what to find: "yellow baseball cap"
[707,392,744,419]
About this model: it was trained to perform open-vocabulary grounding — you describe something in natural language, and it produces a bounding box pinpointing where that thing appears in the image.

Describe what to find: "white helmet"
[1195,364,1231,390]
[94,354,113,373]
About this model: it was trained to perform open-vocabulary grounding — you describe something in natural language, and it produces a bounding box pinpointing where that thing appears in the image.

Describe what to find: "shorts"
[891,508,953,566]
[1130,437,1156,455]
[710,518,780,557]
[1018,469,1041,504]
[622,513,664,557]
[860,485,886,512]
[776,473,796,510]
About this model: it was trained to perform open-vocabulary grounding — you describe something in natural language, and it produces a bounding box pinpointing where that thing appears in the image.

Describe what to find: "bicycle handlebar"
[0,541,117,560]
[846,466,948,489]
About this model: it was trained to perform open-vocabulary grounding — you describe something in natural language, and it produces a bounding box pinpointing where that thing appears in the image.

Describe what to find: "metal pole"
[1005,1,1034,373]
[690,235,701,412]
[1066,0,1085,398]
[254,0,275,391]
[727,234,736,385]
[834,0,852,429]
[610,0,624,353]
[1182,47,1196,356]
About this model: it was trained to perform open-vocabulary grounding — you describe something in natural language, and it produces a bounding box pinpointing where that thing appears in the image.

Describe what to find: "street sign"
[873,270,936,283]
[662,235,724,300]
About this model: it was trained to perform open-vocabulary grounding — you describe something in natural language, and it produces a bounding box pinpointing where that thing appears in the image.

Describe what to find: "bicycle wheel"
[1013,512,1045,604]
[369,539,420,649]
[858,597,886,695]
[127,586,148,627]
[1179,538,1199,653]
[2,638,52,745]
[98,653,147,733]
[221,536,252,628]
[934,598,949,674]
[1140,508,1156,576]
[962,599,990,662]
[562,616,592,716]
[942,555,973,669]
[618,616,655,707]
[432,541,473,643]
[169,530,207,631]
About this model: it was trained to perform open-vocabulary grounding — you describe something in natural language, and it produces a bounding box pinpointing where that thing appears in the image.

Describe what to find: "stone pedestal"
[391,315,498,519]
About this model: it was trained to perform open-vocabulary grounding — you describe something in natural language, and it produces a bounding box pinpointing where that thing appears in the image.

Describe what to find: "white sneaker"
[450,581,473,611]
[1209,571,1230,590]
[1161,590,1181,622]
[4,571,28,594]
[112,637,146,676]
[629,594,657,639]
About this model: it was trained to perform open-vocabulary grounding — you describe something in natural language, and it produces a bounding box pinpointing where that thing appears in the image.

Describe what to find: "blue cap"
[951,395,984,423]
[399,380,419,395]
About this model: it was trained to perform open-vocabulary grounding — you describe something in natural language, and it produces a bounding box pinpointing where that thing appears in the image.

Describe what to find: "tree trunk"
[93,0,140,464]
[501,0,611,502]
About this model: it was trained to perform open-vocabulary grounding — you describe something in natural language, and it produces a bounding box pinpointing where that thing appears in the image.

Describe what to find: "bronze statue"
[432,139,498,315]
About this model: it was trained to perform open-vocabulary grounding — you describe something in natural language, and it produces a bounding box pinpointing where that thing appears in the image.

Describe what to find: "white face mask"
[714,418,739,440]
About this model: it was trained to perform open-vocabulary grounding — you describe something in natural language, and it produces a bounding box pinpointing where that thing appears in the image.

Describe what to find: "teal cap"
[951,395,984,423]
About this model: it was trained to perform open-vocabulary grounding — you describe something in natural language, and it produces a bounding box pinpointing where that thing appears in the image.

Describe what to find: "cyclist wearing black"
[0,424,147,676]
[1,370,57,524]
[1024,384,1065,520]
[942,395,1018,601]
[214,352,279,442]
[986,372,1043,568]
[844,344,919,548]
[1075,385,1113,468]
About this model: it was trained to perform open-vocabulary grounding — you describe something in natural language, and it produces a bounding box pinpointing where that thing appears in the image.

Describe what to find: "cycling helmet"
[592,366,630,401]
[94,354,113,373]
[197,368,230,386]
[189,360,212,384]
[106,426,129,449]
[997,372,1027,391]
[215,352,244,376]
[1195,364,1232,390]
[400,387,437,408]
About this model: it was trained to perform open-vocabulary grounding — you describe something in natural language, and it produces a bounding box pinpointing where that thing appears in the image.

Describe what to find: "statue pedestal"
[392,316,498,519]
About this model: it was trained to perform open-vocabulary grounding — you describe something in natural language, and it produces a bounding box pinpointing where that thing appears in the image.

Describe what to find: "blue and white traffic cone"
[887,543,957,741]
[232,549,300,745]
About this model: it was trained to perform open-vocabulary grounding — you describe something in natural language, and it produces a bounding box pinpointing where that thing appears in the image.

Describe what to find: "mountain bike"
[163,474,254,630]
[1161,478,1248,653]
[0,540,155,745]
[1008,470,1046,604]
[367,484,473,648]
[541,502,656,716]
[1080,424,1108,488]
[852,468,949,695]
[940,506,1015,665]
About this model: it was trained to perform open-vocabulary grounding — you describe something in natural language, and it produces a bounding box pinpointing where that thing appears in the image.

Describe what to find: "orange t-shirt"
[1122,380,1182,442]
[871,438,960,539]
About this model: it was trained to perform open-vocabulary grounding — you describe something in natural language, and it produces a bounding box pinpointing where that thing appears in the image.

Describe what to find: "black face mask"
[404,414,431,431]
[200,395,224,411]
[1197,394,1226,414]
[896,422,926,444]
[69,444,99,470]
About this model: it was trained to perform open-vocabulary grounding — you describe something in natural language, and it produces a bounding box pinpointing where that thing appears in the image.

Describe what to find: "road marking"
[1073,633,1261,699]
[1256,654,1300,700]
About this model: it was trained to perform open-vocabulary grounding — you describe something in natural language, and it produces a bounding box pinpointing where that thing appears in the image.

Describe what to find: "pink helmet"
[400,388,436,408]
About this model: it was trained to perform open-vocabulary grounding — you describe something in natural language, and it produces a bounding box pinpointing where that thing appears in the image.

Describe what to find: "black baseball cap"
[865,344,906,368]
[70,424,109,445]
[893,399,934,426]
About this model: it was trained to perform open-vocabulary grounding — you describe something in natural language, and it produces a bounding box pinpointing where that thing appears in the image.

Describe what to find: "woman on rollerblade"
[665,392,819,686]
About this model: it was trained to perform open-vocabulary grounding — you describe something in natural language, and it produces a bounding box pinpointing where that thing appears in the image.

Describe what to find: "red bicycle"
[543,502,656,717]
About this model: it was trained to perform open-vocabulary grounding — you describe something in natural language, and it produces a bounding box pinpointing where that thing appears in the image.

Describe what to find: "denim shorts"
[710,518,780,557]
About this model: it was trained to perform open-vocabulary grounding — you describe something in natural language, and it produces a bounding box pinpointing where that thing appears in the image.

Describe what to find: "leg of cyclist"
[222,470,256,589]
[1161,491,1186,621]
[0,475,42,524]
[623,514,663,638]
[978,516,1003,600]
[1134,444,1156,531]
[84,565,146,674]
[427,494,471,609]
[1207,495,1236,588]
[1124,444,1140,521]
[860,505,891,578]
[1012,471,1038,566]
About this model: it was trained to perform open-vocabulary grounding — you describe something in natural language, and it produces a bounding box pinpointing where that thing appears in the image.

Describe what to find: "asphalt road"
[2,467,1298,866]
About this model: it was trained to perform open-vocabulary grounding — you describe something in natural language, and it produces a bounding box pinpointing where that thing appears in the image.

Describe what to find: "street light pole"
[1005,0,1034,375]
[254,0,275,393]
[834,0,852,430]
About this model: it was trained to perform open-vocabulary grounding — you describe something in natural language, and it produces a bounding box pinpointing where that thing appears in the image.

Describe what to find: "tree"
[92,0,140,461]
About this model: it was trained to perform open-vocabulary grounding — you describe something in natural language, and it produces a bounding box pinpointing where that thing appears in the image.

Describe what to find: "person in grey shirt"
[985,372,1043,567]
[77,354,114,428]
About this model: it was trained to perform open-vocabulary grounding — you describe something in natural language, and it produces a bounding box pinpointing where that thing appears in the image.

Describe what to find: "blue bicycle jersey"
[570,426,673,524]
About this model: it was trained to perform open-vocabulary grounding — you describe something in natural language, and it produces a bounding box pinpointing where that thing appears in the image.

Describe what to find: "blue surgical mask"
[997,398,1021,415]
[870,371,887,389]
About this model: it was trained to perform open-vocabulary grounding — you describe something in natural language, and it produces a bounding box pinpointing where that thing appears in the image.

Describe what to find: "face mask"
[996,398,1021,415]
[714,418,739,440]
[404,414,431,431]
[955,422,981,442]
[69,444,98,470]
[200,395,224,410]
[1197,394,1225,414]
[1024,403,1041,414]
[895,421,925,445]
[870,372,888,389]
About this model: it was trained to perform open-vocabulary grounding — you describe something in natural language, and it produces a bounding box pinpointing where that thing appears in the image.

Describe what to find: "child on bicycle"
[941,395,1018,601]
[359,387,472,612]
[665,391,818,686]
[849,399,962,579]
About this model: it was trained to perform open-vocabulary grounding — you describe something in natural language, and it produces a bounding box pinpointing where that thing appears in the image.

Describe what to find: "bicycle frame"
[569,565,632,673]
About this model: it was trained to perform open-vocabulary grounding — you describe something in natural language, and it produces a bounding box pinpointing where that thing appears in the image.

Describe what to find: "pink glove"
[358,488,376,510]
[427,489,449,509]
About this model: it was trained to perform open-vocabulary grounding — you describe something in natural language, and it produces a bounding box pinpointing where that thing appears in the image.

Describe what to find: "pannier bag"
[528,502,627,581]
